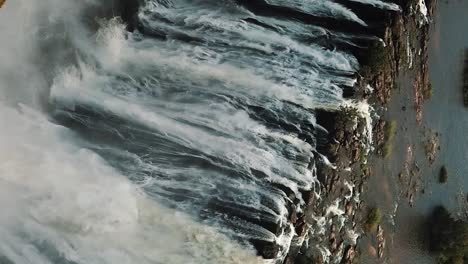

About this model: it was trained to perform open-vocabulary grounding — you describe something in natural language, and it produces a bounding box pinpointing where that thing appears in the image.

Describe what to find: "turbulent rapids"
[0,0,399,263]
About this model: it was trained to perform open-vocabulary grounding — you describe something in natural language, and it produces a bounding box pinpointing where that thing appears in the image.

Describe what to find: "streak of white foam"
[345,229,360,245]
[348,0,401,11]
[326,200,345,217]
[417,0,429,25]
[407,34,413,69]
[319,153,338,170]
[343,181,355,200]
[264,0,367,26]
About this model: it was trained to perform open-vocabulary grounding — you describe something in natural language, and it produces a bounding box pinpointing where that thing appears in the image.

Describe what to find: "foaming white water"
[348,0,401,11]
[49,17,318,191]
[264,0,367,26]
[416,0,429,25]
[0,104,262,264]
[139,0,357,108]
[51,68,314,192]
[0,1,263,263]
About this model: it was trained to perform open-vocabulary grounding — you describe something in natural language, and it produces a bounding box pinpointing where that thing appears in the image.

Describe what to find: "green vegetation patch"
[382,120,397,158]
[364,207,383,233]
[424,83,433,100]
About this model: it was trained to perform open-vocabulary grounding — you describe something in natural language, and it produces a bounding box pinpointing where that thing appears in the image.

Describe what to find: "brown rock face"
[0,0,6,9]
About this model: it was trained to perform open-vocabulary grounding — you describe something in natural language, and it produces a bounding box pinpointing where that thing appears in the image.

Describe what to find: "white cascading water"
[0,0,396,263]
[0,1,263,264]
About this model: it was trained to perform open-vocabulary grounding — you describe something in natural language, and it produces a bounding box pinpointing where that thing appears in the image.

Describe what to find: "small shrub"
[364,208,383,233]
[382,120,397,158]
[439,166,448,183]
[424,83,433,100]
